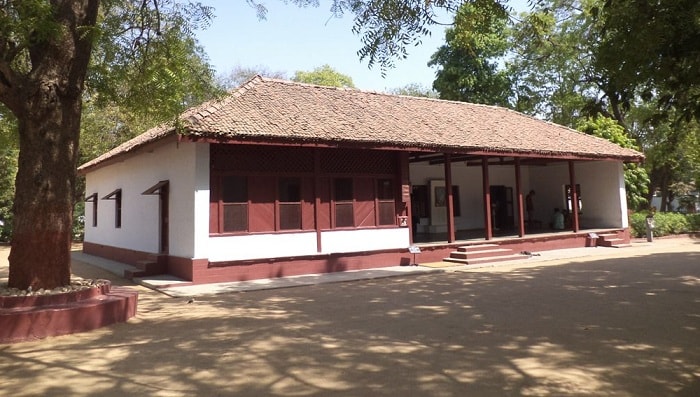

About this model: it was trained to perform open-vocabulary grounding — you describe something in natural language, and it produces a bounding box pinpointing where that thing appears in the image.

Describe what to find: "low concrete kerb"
[72,240,667,298]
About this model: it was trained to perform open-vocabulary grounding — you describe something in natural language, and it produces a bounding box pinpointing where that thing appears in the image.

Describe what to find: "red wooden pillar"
[568,160,580,232]
[515,158,525,237]
[314,148,323,252]
[482,157,493,240]
[444,153,456,243]
[399,152,413,244]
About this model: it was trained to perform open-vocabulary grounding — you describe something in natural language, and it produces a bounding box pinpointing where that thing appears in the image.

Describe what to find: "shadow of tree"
[1,249,698,396]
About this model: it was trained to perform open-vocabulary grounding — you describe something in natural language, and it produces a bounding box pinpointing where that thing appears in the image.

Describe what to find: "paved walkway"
[72,242,656,297]
[1,236,698,396]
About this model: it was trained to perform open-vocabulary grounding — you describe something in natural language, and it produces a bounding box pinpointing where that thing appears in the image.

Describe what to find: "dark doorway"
[142,180,169,254]
[490,185,514,230]
[411,185,429,234]
[159,184,169,253]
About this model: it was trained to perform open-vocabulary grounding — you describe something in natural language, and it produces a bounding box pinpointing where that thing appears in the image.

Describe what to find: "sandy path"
[1,238,699,396]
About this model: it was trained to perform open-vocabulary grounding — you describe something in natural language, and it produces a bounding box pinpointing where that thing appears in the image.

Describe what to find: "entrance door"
[142,180,169,254]
[490,185,514,230]
[159,183,169,253]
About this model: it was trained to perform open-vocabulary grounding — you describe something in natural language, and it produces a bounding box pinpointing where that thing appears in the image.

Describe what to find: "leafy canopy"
[292,64,355,88]
[577,117,650,209]
[429,1,512,106]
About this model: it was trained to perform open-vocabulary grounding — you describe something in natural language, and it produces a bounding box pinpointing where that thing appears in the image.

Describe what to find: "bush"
[630,211,695,237]
[687,214,700,232]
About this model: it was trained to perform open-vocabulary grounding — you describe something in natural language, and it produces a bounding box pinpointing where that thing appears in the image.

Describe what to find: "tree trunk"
[4,0,100,290]
[8,95,82,290]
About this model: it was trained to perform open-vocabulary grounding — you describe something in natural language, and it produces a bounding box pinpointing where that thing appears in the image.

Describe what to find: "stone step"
[597,237,625,247]
[448,248,514,260]
[126,260,168,279]
[455,244,500,252]
[443,253,528,266]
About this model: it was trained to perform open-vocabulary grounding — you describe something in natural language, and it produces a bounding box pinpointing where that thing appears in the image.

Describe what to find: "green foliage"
[88,1,221,124]
[577,117,650,210]
[0,106,17,242]
[0,148,17,242]
[429,1,512,106]
[292,64,355,88]
[508,0,610,126]
[218,64,288,90]
[388,83,438,98]
[687,214,700,232]
[72,202,85,242]
[595,0,700,123]
[629,211,695,238]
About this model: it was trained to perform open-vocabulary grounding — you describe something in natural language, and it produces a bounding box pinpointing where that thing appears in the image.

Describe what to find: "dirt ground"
[1,237,699,397]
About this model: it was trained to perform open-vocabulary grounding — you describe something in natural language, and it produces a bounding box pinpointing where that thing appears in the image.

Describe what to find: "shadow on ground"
[0,248,698,396]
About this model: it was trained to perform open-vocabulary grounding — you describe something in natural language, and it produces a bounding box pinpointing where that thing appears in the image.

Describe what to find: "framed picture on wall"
[434,186,446,207]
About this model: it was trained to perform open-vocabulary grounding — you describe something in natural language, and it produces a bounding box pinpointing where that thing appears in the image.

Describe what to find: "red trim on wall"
[83,241,155,267]
[84,229,629,284]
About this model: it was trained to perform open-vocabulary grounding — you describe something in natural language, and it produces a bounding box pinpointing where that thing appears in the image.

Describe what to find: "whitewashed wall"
[207,232,319,261]
[321,228,409,253]
[408,159,627,230]
[84,140,205,257]
[575,161,627,228]
[410,162,533,230]
[206,228,410,262]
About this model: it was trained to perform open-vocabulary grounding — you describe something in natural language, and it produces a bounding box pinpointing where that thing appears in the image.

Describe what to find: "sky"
[195,1,527,92]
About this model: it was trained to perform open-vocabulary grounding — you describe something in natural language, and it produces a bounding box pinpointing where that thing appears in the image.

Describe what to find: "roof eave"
[77,131,178,176]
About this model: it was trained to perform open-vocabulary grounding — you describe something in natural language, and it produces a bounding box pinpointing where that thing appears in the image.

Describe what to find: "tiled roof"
[78,76,643,172]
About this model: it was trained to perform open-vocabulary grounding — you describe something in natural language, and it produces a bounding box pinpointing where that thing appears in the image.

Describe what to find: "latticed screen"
[377,179,396,225]
[321,148,396,175]
[279,178,301,230]
[223,204,247,232]
[212,144,314,173]
[222,176,248,232]
[334,178,354,227]
[210,145,401,234]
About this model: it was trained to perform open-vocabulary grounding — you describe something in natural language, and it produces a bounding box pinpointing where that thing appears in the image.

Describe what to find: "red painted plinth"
[0,280,138,344]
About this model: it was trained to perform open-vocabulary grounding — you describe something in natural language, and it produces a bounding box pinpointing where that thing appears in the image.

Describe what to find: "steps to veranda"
[596,233,632,248]
[443,244,529,266]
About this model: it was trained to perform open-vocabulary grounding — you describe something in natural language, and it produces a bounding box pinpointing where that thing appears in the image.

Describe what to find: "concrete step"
[448,248,514,260]
[443,253,528,266]
[126,260,168,279]
[597,238,625,247]
[455,244,500,252]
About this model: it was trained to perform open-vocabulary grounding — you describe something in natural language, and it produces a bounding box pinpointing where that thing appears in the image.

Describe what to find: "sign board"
[408,245,421,254]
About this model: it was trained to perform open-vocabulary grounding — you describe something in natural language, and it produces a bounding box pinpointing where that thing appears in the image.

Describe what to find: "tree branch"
[0,58,20,115]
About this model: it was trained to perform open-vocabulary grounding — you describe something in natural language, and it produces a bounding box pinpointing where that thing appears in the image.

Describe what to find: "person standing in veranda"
[526,190,536,224]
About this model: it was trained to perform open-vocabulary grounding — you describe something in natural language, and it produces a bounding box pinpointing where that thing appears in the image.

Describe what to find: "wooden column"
[399,152,413,244]
[482,157,493,240]
[444,153,455,243]
[515,158,525,237]
[569,160,580,232]
[314,148,323,252]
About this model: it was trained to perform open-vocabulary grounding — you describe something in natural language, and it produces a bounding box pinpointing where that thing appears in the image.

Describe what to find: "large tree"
[1,0,101,289]
[594,0,700,123]
[0,0,215,290]
[428,1,512,106]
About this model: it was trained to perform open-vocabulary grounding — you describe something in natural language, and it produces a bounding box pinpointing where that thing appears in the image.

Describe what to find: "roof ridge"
[254,76,523,111]
[179,76,267,127]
